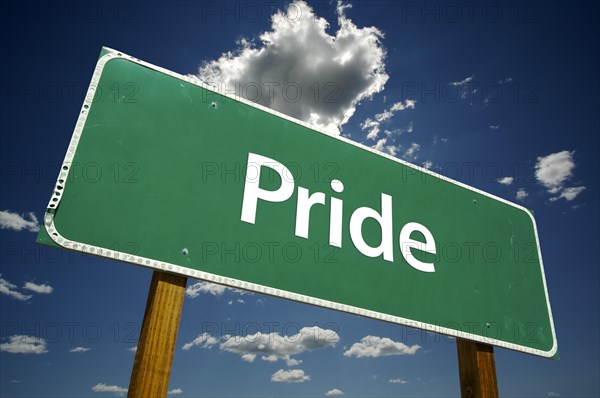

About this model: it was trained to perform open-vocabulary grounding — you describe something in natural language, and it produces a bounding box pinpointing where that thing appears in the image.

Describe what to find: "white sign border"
[42,47,557,358]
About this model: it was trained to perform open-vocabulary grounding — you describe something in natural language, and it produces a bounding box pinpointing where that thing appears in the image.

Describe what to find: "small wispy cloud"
[361,118,381,140]
[362,99,415,140]
[497,176,514,185]
[371,137,399,157]
[91,383,127,396]
[374,99,416,122]
[343,336,420,358]
[185,281,251,298]
[168,388,183,395]
[23,282,53,294]
[450,75,474,86]
[185,282,227,297]
[389,378,408,384]
[0,210,39,232]
[181,332,219,351]
[549,186,586,202]
[0,335,48,354]
[271,369,310,383]
[70,347,90,353]
[404,142,420,159]
[489,125,500,130]
[325,388,345,396]
[516,188,528,201]
[433,135,448,145]
[0,275,32,301]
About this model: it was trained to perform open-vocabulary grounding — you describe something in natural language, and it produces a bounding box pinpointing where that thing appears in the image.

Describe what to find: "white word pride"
[240,153,437,272]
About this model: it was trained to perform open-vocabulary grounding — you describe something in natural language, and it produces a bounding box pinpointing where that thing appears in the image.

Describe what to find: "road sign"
[37,47,557,357]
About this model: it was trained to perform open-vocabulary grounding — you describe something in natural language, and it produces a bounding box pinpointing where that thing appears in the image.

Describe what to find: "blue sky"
[1,1,599,397]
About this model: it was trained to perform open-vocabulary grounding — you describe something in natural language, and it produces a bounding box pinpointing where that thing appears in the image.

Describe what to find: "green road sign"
[38,47,557,357]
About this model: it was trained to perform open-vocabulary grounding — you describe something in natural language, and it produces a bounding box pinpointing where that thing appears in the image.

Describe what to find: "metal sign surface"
[38,47,557,357]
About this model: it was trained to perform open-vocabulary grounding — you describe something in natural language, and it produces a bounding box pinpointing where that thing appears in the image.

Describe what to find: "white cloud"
[91,383,127,395]
[325,388,345,396]
[286,357,303,366]
[361,118,381,140]
[70,347,90,353]
[375,100,415,122]
[241,353,256,362]
[185,281,251,298]
[184,326,338,365]
[395,99,416,110]
[550,186,586,202]
[198,0,388,135]
[0,210,39,232]
[516,188,528,201]
[535,150,575,193]
[128,346,137,353]
[389,378,408,384]
[185,281,227,297]
[404,142,420,159]
[371,138,399,156]
[386,146,398,157]
[374,110,393,123]
[547,392,560,397]
[497,176,514,185]
[449,75,480,104]
[0,275,32,301]
[271,369,310,383]
[363,100,415,140]
[489,125,500,130]
[450,75,474,86]
[220,326,338,364]
[372,138,386,152]
[499,77,513,84]
[0,335,48,354]
[343,336,420,358]
[168,388,183,395]
[422,160,433,170]
[181,332,219,351]
[23,282,53,294]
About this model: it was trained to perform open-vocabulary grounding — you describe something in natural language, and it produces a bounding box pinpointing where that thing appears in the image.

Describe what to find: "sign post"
[457,339,498,398]
[128,271,187,398]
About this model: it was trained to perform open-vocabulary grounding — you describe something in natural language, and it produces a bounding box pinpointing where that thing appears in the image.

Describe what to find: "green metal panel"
[37,48,556,357]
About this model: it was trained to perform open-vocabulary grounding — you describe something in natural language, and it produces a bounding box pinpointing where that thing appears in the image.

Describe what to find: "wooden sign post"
[457,338,499,398]
[128,271,187,398]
